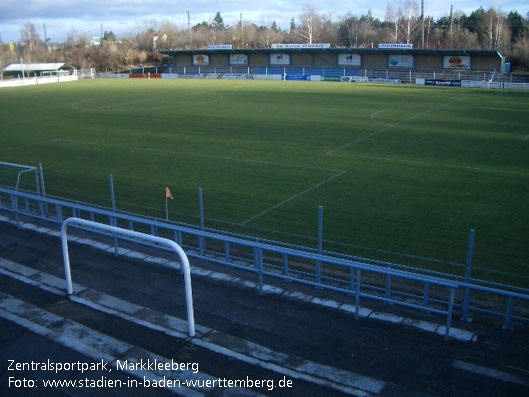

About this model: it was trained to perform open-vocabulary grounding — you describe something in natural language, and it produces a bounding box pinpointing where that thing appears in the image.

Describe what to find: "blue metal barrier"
[1,186,529,334]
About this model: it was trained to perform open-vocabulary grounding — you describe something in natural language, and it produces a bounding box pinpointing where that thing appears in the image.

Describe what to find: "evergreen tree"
[213,12,226,31]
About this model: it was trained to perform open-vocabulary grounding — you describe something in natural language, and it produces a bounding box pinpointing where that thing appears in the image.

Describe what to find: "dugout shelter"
[2,63,67,78]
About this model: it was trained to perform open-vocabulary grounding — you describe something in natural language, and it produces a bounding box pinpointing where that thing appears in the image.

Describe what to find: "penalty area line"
[327,97,465,155]
[340,154,529,177]
[241,171,346,225]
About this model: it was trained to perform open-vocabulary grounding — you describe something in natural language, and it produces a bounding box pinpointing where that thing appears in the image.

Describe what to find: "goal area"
[77,68,96,79]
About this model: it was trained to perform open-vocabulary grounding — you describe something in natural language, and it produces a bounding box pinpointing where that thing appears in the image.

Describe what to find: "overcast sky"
[0,0,527,43]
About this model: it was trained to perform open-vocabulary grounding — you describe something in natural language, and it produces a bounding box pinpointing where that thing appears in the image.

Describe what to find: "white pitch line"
[327,97,464,154]
[524,133,529,141]
[241,170,346,225]
[369,109,392,127]
[453,360,529,387]
[341,154,529,177]
[2,91,219,127]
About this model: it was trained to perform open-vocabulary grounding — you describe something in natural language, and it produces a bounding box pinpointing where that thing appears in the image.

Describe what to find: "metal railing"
[2,186,529,334]
[61,217,195,336]
[137,66,529,83]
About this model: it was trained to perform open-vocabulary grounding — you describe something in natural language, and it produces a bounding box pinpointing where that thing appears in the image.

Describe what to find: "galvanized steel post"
[504,296,514,330]
[199,188,205,256]
[316,206,323,284]
[445,287,456,340]
[355,269,361,319]
[462,229,475,321]
[109,174,118,255]
[38,163,48,216]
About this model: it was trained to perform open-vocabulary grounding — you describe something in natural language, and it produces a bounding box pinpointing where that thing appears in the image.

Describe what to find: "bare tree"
[297,5,322,44]
[398,0,421,44]
[385,3,399,42]
[482,8,510,50]
[20,22,40,52]
[257,19,283,48]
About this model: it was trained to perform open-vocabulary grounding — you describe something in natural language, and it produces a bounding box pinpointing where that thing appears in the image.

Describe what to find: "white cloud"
[1,1,527,42]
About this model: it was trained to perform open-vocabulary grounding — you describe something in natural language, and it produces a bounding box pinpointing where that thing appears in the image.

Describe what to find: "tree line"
[1,3,528,72]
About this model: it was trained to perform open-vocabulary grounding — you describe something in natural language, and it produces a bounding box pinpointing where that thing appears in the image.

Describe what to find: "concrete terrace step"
[0,258,384,396]
[0,291,248,397]
[0,215,477,343]
[2,219,529,397]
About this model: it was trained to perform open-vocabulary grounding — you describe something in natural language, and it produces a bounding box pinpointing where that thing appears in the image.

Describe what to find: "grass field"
[0,79,528,287]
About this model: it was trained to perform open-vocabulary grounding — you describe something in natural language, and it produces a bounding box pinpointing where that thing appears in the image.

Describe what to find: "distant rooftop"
[3,63,65,72]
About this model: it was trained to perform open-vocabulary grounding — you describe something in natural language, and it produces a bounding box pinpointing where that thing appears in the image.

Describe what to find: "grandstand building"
[160,47,503,73]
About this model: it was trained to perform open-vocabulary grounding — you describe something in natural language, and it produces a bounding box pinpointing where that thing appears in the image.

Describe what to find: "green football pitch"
[0,79,528,286]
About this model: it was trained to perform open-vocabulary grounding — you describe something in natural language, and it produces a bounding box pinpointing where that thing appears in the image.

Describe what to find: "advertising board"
[193,55,209,66]
[321,76,341,82]
[229,54,248,65]
[388,55,413,68]
[338,54,361,66]
[425,79,461,87]
[208,45,232,49]
[272,43,330,49]
[443,55,470,70]
[270,54,290,65]
[285,75,309,81]
[379,43,413,49]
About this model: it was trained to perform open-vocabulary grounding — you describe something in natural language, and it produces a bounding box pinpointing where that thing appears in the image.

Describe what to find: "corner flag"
[165,187,173,220]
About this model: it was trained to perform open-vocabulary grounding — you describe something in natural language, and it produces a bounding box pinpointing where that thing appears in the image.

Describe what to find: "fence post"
[258,248,264,294]
[109,174,118,255]
[386,263,392,299]
[57,205,62,224]
[462,229,475,321]
[349,267,355,294]
[315,206,323,284]
[355,269,361,319]
[504,296,514,330]
[198,188,205,256]
[445,287,456,340]
[109,174,116,211]
[35,164,44,216]
[423,283,430,308]
[11,195,20,228]
[225,241,230,263]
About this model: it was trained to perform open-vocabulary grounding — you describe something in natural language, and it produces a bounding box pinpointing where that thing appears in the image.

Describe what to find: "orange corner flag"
[165,187,174,200]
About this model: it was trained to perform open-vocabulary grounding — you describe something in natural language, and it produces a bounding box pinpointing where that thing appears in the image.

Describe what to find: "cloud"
[1,1,528,42]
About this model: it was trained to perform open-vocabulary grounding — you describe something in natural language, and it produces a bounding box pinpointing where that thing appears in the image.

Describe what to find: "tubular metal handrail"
[60,217,195,337]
